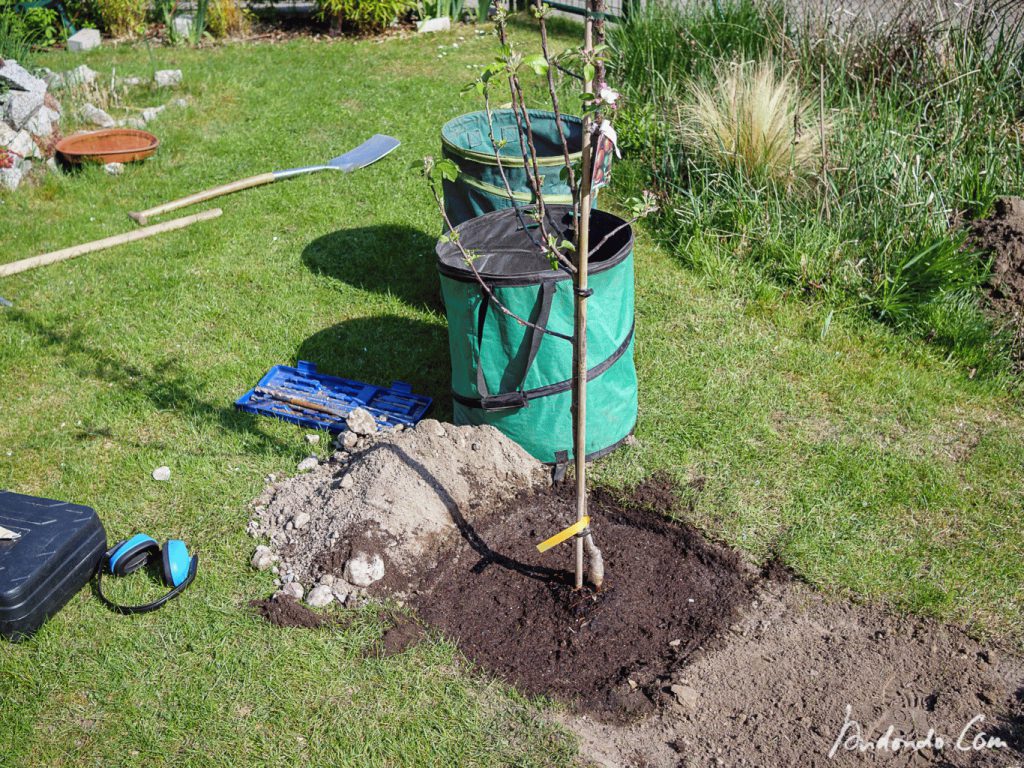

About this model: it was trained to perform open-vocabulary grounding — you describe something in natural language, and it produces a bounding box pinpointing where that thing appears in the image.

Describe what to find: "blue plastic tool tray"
[235,360,432,433]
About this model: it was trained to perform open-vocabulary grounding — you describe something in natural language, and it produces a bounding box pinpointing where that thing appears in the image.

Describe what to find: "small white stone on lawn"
[121,75,143,87]
[64,64,98,87]
[343,552,385,587]
[305,434,320,444]
[280,581,304,600]
[417,16,451,32]
[80,103,115,128]
[154,69,183,88]
[297,456,319,473]
[345,408,377,436]
[104,162,124,176]
[265,473,277,484]
[67,28,101,52]
[293,512,310,529]
[141,105,165,123]
[152,466,171,481]
[0,166,23,192]
[305,585,333,607]
[251,545,275,571]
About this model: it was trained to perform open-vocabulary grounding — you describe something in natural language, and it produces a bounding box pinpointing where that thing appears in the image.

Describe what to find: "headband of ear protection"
[96,534,198,614]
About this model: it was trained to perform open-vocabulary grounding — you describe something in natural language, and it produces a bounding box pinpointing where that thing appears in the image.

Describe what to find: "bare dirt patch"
[562,579,1024,767]
[968,195,1024,369]
[246,421,1023,766]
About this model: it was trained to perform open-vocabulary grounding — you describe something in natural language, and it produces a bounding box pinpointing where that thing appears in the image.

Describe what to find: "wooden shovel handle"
[128,172,275,225]
[0,208,223,278]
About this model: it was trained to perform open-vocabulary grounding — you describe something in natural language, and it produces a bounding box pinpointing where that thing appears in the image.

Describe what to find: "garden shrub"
[317,0,413,34]
[206,0,251,38]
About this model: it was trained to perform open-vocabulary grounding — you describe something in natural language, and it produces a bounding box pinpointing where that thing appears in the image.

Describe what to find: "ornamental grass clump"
[679,59,826,184]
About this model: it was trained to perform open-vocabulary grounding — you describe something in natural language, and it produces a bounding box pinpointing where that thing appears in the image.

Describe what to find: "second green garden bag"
[435,205,637,464]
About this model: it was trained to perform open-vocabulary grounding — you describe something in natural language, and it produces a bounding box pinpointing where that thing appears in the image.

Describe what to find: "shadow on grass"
[5,310,293,454]
[301,225,445,315]
[297,315,452,421]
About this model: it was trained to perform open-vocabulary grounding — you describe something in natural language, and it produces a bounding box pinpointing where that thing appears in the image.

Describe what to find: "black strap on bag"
[453,317,635,412]
[469,281,558,411]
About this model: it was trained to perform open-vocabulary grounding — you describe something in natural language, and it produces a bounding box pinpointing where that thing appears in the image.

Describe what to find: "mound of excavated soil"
[968,196,1024,367]
[413,481,754,720]
[248,419,549,605]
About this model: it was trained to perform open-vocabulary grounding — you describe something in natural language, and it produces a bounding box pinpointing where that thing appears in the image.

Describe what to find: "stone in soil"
[305,585,333,608]
[345,407,376,435]
[0,60,47,93]
[296,456,318,473]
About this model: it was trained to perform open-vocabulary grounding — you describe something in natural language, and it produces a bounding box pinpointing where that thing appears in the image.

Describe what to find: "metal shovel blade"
[273,135,401,179]
[328,134,401,172]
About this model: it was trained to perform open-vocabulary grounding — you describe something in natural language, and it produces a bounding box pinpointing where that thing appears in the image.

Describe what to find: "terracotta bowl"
[56,129,159,164]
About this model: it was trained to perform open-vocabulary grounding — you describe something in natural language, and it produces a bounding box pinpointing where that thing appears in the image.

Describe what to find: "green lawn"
[1,22,1022,767]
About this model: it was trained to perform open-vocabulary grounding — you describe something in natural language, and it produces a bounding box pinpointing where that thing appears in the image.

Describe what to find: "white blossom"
[596,119,621,159]
[598,86,620,106]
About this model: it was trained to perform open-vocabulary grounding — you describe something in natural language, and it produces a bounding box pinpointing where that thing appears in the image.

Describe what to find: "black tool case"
[0,491,107,641]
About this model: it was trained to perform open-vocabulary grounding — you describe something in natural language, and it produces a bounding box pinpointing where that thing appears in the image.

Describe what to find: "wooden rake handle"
[0,208,223,278]
[128,172,276,225]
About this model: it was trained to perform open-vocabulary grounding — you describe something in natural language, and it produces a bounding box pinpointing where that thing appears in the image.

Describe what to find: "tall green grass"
[610,0,1024,375]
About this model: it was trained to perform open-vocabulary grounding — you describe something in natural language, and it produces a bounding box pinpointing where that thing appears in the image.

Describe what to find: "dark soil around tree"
[968,196,1024,368]
[411,479,756,720]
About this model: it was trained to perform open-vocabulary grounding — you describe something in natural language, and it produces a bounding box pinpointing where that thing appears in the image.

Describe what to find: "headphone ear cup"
[109,535,160,577]
[161,539,193,588]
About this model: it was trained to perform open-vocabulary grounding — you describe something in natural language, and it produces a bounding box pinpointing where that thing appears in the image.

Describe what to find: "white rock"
[417,16,451,33]
[305,434,320,445]
[339,473,353,490]
[80,103,115,128]
[25,105,59,137]
[122,117,147,130]
[154,69,183,88]
[46,157,61,174]
[343,552,385,587]
[120,76,143,87]
[341,430,358,449]
[0,60,47,93]
[0,166,23,191]
[67,28,102,52]
[280,581,304,600]
[346,408,377,436]
[104,162,124,176]
[251,545,275,571]
[5,90,44,130]
[670,684,699,711]
[6,129,37,160]
[297,456,319,473]
[141,105,165,123]
[63,64,98,88]
[293,511,310,529]
[171,97,189,108]
[152,465,171,481]
[319,574,335,587]
[173,15,193,37]
[305,585,333,608]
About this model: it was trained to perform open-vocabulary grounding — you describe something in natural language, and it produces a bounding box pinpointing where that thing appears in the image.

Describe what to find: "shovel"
[128,134,400,225]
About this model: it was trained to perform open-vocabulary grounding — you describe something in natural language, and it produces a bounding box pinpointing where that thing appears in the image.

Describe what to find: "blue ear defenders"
[96,534,198,614]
